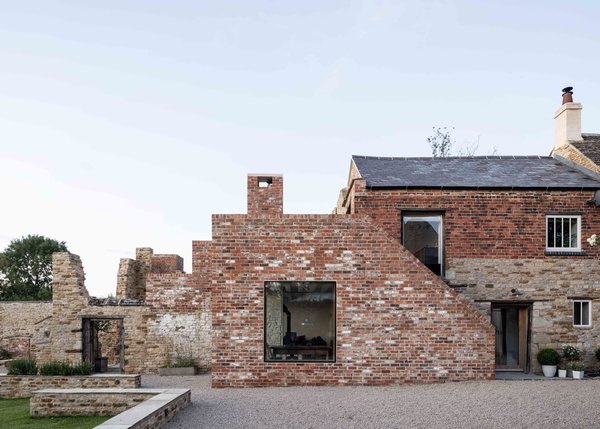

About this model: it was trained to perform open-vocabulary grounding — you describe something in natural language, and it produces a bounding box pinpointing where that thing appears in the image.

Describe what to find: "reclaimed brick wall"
[449,258,600,371]
[0,374,140,399]
[211,211,495,387]
[247,174,283,216]
[348,185,600,372]
[150,254,184,274]
[0,302,52,359]
[352,186,600,259]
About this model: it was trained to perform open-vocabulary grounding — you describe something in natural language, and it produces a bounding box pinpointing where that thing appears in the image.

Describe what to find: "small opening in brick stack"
[258,177,273,187]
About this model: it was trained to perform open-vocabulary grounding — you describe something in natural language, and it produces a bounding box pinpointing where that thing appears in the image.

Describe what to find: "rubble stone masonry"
[0,302,51,358]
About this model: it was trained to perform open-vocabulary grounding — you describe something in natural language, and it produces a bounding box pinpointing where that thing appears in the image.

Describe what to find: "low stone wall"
[31,388,190,429]
[0,374,141,398]
[31,388,155,417]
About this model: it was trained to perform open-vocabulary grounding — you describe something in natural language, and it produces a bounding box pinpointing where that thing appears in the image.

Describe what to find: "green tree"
[0,235,68,301]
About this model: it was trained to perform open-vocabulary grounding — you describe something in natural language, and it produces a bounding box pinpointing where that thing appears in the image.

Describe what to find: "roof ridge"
[352,155,549,160]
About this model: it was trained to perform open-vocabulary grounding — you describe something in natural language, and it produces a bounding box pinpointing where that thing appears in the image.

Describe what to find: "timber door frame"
[491,303,531,372]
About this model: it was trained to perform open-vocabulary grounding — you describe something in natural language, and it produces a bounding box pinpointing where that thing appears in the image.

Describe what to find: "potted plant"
[558,362,567,378]
[537,348,560,377]
[571,361,585,379]
[562,345,582,376]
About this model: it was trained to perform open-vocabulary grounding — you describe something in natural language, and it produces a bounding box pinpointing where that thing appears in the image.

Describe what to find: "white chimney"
[554,86,582,150]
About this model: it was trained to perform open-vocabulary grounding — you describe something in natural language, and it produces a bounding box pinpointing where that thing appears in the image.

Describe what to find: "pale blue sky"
[1,1,599,296]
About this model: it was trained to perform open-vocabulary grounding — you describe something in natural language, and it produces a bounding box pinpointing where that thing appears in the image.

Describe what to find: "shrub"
[7,359,38,375]
[71,362,93,375]
[537,348,561,366]
[571,361,585,371]
[0,347,12,360]
[562,345,582,361]
[39,361,93,376]
[169,355,195,368]
[596,346,600,362]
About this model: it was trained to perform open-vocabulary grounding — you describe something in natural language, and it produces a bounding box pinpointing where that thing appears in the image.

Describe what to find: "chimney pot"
[562,86,574,104]
[554,86,582,149]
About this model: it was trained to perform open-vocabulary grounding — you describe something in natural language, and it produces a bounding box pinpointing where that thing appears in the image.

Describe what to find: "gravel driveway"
[143,375,600,429]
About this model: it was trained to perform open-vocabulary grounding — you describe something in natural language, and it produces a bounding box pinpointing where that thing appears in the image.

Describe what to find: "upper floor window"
[546,215,581,252]
[402,213,443,276]
[573,300,591,327]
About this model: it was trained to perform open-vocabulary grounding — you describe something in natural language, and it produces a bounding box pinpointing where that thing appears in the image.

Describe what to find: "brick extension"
[210,175,495,387]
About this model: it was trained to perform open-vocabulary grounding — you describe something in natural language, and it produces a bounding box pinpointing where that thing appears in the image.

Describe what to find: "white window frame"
[573,300,592,328]
[546,215,581,252]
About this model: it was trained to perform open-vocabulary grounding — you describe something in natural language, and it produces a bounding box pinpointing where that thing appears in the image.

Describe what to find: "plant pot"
[542,365,557,377]
[572,370,584,380]
[558,369,567,378]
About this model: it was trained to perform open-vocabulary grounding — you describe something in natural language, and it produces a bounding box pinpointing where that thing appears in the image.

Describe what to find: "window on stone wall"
[264,281,335,362]
[546,215,581,252]
[573,300,591,327]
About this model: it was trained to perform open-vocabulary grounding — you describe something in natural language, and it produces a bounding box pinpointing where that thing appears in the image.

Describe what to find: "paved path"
[143,374,600,429]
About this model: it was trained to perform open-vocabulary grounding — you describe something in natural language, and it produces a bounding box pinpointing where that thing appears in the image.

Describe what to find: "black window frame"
[263,281,336,363]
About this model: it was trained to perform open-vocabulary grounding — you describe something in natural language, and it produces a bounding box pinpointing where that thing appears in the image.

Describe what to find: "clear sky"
[1,1,599,296]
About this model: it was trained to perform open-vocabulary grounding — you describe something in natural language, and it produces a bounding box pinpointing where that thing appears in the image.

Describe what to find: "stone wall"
[0,302,52,359]
[145,273,211,372]
[30,389,155,417]
[0,374,140,399]
[448,258,600,372]
[211,175,495,387]
[553,143,600,174]
[47,251,210,374]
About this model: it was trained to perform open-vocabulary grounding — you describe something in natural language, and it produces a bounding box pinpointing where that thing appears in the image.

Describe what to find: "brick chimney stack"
[247,174,283,216]
[554,86,583,150]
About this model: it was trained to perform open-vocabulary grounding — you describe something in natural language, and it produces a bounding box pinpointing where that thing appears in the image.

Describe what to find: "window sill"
[545,251,586,256]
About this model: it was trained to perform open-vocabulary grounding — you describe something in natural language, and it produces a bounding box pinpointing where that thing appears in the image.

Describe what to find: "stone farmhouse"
[1,88,599,387]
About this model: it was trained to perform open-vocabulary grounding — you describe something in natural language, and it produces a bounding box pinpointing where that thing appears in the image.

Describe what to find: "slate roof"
[352,155,600,189]
[572,134,600,166]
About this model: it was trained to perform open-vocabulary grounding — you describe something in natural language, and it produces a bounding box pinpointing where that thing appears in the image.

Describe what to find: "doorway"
[491,305,529,371]
[82,317,125,373]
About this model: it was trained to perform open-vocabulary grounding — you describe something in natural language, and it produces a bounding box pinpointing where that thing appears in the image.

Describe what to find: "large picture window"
[264,281,335,362]
[546,215,581,252]
[402,213,443,275]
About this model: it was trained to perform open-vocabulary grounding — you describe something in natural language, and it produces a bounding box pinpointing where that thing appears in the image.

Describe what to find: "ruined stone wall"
[116,258,140,299]
[0,302,52,358]
[50,252,152,373]
[211,209,495,387]
[48,250,211,374]
[50,253,90,365]
[448,258,600,372]
[145,273,211,372]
